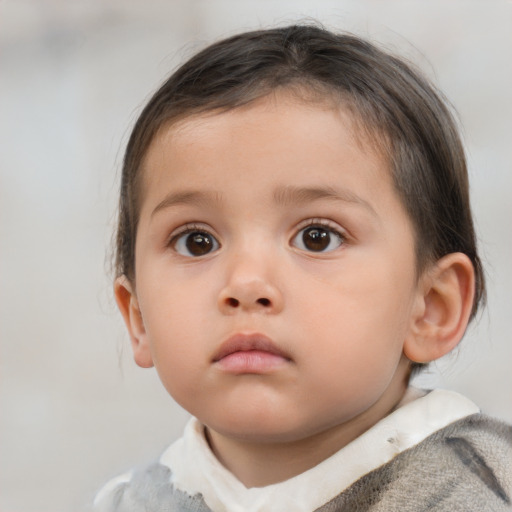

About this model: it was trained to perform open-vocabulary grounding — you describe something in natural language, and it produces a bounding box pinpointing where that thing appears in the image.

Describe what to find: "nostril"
[257,298,271,307]
[226,297,239,308]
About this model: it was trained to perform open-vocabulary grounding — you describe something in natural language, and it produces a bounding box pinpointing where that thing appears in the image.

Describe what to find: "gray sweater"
[96,413,512,511]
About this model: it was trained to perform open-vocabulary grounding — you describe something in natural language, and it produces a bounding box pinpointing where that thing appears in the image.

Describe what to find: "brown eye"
[303,227,330,251]
[174,230,219,257]
[292,225,344,253]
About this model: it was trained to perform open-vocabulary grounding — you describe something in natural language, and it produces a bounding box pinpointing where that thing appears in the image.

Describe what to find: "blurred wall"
[1,1,511,511]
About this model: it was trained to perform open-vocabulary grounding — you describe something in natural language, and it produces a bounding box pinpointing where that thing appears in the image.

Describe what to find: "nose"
[218,252,284,315]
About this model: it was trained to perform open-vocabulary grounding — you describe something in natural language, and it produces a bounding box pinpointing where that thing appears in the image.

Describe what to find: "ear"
[404,253,475,364]
[114,276,154,368]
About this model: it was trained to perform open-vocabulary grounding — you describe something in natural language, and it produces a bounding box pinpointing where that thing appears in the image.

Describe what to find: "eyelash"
[169,223,208,240]
[168,219,346,257]
[297,218,345,235]
[168,223,220,257]
[292,219,346,253]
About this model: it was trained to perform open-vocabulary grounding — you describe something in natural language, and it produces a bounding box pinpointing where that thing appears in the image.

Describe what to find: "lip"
[212,333,291,373]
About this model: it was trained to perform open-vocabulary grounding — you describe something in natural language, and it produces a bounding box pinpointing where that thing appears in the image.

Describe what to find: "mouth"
[212,333,292,373]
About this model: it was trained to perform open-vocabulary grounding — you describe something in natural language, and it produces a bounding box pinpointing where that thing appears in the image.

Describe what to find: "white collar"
[160,389,479,512]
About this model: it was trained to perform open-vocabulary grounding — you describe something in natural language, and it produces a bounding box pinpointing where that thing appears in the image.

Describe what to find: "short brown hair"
[115,24,485,320]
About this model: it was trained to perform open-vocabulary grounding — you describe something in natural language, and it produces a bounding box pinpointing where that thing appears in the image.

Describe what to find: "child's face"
[125,94,423,444]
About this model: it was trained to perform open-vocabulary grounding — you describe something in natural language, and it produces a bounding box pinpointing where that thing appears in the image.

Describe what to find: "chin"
[201,407,326,444]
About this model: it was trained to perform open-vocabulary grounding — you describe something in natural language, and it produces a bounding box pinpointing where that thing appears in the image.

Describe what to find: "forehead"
[140,94,390,202]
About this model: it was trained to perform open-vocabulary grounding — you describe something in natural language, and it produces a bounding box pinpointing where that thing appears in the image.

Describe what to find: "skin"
[115,93,475,487]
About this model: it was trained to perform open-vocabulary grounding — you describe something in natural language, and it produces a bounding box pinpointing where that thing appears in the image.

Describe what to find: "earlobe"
[114,276,154,368]
[404,253,475,364]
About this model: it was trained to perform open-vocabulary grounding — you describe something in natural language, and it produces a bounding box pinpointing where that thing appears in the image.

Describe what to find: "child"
[95,25,512,511]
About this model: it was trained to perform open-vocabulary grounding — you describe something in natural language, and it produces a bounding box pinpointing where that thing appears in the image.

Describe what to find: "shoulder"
[419,413,512,493]
[326,413,512,512]
[432,414,512,504]
[93,462,213,512]
[94,418,216,511]
[439,414,512,470]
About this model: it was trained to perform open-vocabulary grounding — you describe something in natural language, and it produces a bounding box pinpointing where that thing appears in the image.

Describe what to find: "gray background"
[1,1,511,511]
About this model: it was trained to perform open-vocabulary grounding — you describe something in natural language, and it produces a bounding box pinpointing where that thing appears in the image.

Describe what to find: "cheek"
[294,265,414,370]
[298,263,414,333]
[138,284,212,383]
[298,302,407,419]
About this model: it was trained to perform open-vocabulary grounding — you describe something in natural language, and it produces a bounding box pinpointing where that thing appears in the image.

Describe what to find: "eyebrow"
[151,190,223,218]
[151,184,377,217]
[273,185,377,216]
